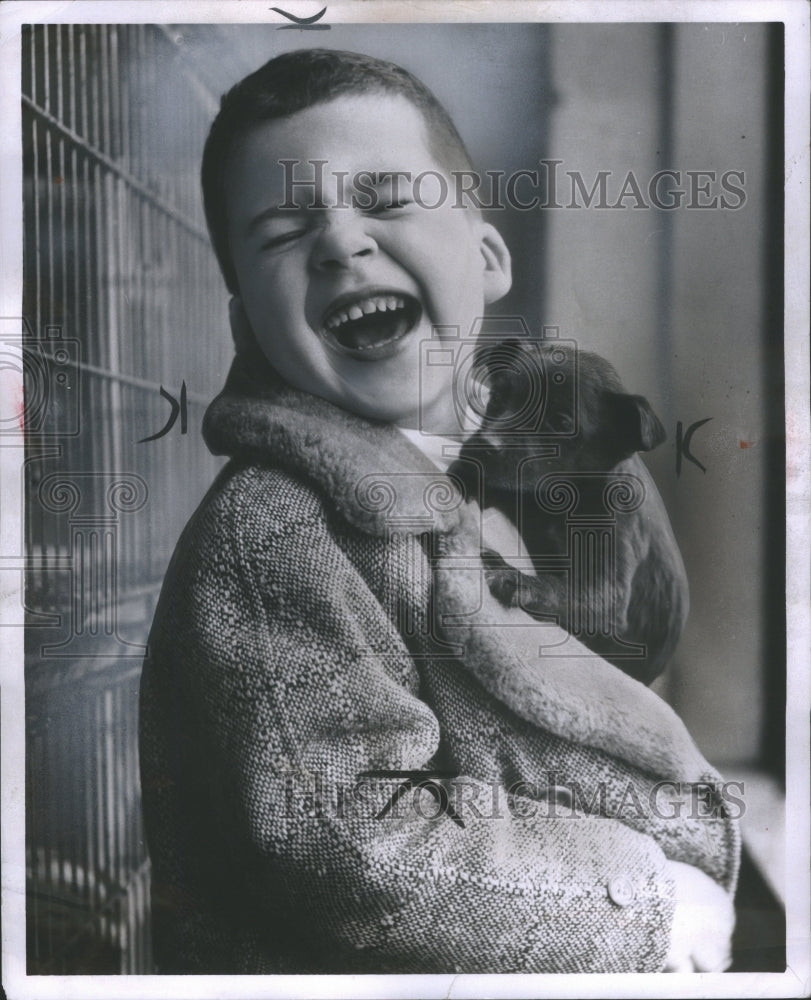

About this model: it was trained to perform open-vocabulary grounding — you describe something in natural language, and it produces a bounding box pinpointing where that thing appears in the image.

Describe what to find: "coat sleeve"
[142,467,676,974]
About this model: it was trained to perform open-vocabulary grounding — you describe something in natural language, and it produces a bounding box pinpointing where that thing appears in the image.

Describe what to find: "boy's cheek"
[239,265,301,326]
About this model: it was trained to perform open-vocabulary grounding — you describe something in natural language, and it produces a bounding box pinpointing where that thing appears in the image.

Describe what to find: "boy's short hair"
[201,48,475,294]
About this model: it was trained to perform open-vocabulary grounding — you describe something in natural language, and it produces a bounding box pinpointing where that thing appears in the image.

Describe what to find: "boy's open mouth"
[320,292,422,360]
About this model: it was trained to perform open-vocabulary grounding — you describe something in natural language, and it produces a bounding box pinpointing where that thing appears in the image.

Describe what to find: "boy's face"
[224,93,511,431]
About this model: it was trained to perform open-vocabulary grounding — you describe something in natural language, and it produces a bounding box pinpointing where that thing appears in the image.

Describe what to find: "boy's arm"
[143,469,678,973]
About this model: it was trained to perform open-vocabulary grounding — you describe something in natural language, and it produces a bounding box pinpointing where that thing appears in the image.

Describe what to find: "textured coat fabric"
[139,349,740,975]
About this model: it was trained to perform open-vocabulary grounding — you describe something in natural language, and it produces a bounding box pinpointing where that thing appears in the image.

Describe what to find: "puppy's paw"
[481,548,520,607]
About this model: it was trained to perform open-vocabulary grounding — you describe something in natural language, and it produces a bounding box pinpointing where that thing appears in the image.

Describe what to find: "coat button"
[607,876,636,907]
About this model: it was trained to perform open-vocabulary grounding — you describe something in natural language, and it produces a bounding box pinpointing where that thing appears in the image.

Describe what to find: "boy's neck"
[395,386,487,442]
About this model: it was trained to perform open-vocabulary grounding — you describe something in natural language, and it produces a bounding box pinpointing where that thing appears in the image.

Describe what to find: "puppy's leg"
[481,548,569,625]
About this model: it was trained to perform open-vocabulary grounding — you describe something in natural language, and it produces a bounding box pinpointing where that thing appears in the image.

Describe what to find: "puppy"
[448,338,689,685]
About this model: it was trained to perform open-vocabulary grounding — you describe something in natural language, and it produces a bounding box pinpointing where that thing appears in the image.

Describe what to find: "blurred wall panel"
[542,24,665,386]
[666,25,771,765]
[543,23,777,766]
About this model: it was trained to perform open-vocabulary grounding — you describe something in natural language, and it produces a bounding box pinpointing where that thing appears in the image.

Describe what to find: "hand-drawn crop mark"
[137,382,188,443]
[270,6,330,29]
[676,417,712,476]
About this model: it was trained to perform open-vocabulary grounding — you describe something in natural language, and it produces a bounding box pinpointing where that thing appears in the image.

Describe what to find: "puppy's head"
[457,339,665,493]
[559,347,666,469]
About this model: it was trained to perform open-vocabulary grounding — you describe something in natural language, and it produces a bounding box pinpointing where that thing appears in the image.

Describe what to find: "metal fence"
[22,23,231,974]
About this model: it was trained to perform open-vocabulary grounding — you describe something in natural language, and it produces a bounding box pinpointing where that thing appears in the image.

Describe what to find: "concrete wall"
[543,24,773,764]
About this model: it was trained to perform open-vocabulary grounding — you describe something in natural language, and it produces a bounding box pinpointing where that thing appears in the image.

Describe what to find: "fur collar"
[204,348,467,537]
[204,351,726,786]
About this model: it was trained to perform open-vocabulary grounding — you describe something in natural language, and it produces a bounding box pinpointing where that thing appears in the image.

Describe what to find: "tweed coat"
[139,348,740,975]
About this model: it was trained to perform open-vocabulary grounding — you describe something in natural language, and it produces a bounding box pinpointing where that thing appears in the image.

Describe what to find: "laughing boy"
[139,48,739,975]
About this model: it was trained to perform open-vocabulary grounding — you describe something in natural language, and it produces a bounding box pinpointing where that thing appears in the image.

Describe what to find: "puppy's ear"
[607,392,667,455]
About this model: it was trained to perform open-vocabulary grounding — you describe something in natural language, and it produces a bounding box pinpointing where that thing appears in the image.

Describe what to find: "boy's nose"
[310,213,377,271]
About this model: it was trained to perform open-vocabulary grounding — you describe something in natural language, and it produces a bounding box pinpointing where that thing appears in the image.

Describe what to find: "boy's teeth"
[324,294,410,330]
[321,291,420,354]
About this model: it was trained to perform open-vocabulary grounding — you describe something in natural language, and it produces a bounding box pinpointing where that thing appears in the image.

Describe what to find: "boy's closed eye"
[365,176,415,213]
[365,194,414,214]
[248,205,310,252]
[259,223,309,250]
[257,196,415,252]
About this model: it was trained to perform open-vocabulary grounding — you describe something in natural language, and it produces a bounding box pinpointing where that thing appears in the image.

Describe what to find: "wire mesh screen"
[22,24,231,974]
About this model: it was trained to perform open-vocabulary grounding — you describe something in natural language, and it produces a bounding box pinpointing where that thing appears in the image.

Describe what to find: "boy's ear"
[480,223,512,305]
[229,297,258,355]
